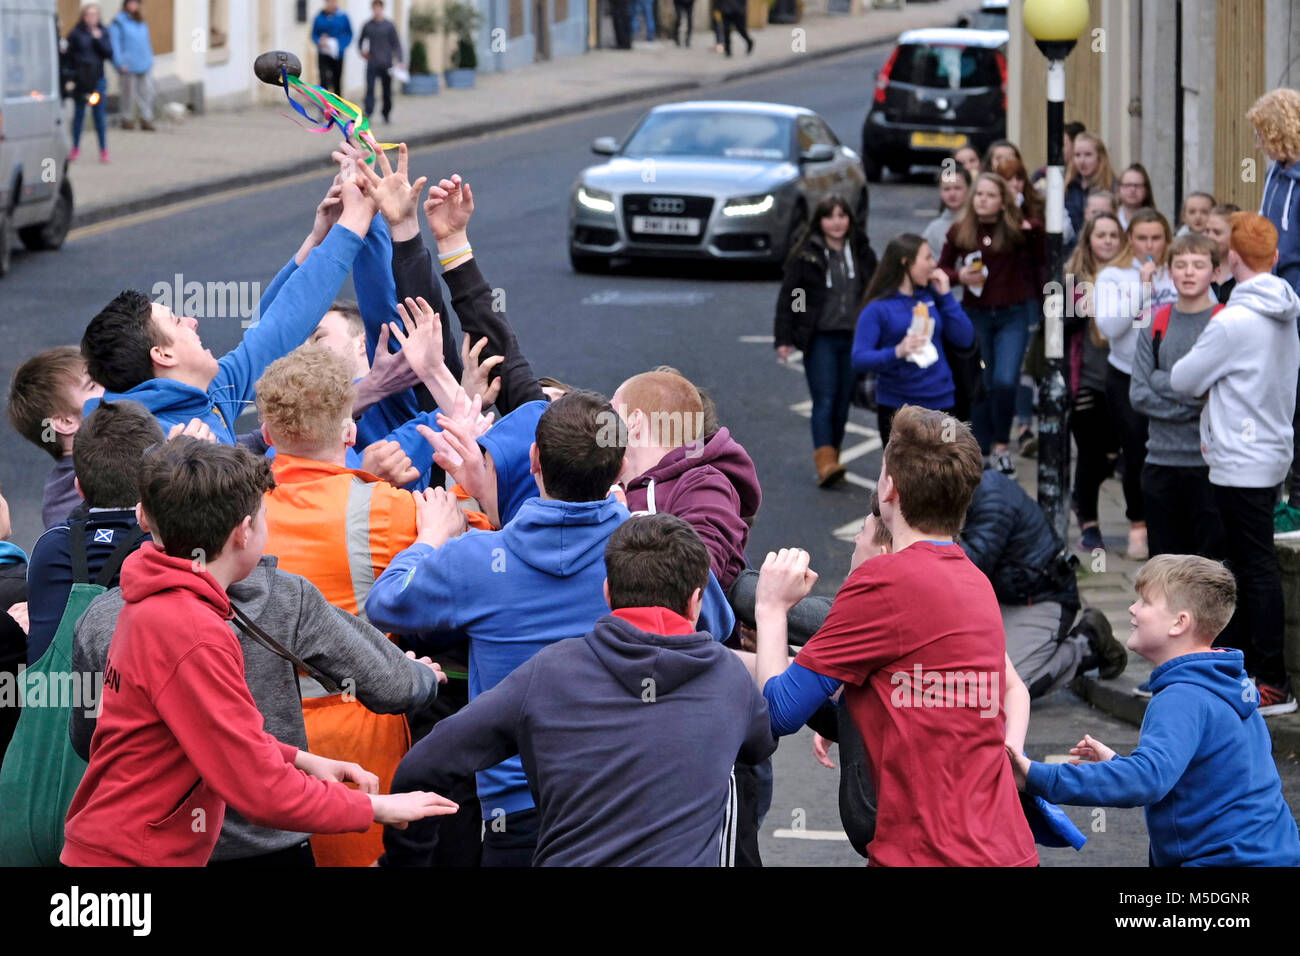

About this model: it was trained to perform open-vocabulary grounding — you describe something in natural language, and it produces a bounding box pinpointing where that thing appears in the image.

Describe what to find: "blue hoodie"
[1026,649,1300,867]
[1260,159,1300,296]
[851,288,975,410]
[83,225,363,442]
[478,400,549,526]
[311,9,354,55]
[364,496,736,818]
[109,11,152,74]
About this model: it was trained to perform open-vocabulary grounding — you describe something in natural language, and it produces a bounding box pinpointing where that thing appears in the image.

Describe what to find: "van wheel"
[0,212,14,278]
[20,178,74,251]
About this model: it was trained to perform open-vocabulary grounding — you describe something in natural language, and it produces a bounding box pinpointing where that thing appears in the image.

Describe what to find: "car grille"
[622,194,713,245]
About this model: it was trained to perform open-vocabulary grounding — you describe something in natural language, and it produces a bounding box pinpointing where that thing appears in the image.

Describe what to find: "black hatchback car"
[860,27,1009,181]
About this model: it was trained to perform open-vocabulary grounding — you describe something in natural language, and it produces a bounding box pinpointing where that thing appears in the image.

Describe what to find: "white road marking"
[833,517,864,541]
[772,829,850,841]
[739,334,775,343]
[843,473,877,490]
[1044,754,1075,764]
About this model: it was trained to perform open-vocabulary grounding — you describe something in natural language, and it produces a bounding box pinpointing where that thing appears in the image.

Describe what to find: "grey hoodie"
[70,554,439,862]
[1170,273,1300,487]
[1130,305,1216,468]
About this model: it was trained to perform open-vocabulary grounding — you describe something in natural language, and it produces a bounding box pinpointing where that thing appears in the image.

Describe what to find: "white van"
[0,0,73,278]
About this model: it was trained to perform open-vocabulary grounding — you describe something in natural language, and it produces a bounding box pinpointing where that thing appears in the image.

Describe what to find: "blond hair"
[255,345,355,455]
[1247,88,1300,163]
[1135,554,1237,641]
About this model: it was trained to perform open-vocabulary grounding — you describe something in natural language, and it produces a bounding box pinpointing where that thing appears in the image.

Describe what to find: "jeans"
[364,63,392,120]
[630,0,656,39]
[1213,484,1287,686]
[72,77,108,150]
[1104,367,1147,523]
[966,302,1033,451]
[318,52,343,95]
[1141,463,1225,559]
[803,331,855,450]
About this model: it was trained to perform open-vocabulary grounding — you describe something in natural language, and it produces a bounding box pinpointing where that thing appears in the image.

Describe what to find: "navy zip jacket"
[1027,649,1300,867]
[24,510,148,665]
[386,609,776,866]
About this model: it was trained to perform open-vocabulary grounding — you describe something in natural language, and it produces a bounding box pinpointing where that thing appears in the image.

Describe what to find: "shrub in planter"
[441,1,482,88]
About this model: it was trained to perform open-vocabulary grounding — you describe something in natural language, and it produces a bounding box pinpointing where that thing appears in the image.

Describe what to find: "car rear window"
[890,43,1002,89]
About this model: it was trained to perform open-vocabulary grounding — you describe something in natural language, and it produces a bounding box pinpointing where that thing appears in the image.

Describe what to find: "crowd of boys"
[0,134,1296,868]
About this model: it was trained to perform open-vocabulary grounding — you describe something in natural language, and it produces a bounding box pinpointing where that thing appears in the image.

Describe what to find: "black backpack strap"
[67,515,91,584]
[229,602,343,696]
[91,526,151,589]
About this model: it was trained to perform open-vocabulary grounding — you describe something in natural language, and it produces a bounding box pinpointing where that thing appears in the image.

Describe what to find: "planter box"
[402,74,440,95]
[445,69,476,89]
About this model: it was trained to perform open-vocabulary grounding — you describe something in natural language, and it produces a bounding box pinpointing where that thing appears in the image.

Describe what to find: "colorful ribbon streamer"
[277,68,399,165]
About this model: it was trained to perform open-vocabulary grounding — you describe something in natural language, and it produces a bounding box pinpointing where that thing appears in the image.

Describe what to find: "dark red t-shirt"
[795,542,1037,867]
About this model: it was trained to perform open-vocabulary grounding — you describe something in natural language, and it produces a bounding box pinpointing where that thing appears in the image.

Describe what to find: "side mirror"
[592,136,619,156]
[800,143,837,164]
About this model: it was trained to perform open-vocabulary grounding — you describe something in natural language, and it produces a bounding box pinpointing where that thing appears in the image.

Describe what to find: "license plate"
[910,131,968,149]
[632,215,701,236]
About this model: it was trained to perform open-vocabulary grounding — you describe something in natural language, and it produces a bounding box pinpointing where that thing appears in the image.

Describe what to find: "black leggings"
[673,0,694,42]
[1069,387,1118,525]
[1104,366,1146,523]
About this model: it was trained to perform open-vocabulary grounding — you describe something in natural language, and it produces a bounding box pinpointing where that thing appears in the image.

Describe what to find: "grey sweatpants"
[121,71,154,122]
[1001,601,1087,699]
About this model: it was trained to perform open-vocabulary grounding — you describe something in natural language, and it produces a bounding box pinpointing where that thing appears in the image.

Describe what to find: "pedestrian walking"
[774,196,877,487]
[715,0,752,56]
[672,0,695,46]
[360,0,402,124]
[629,0,657,42]
[109,0,155,131]
[313,0,353,96]
[65,4,114,163]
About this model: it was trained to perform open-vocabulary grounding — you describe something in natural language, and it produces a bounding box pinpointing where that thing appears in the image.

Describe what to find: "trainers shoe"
[1079,525,1104,552]
[140,120,156,132]
[993,450,1015,476]
[1075,608,1127,680]
[1274,501,1300,539]
[1017,427,1038,458]
[1133,678,1153,699]
[68,146,80,161]
[1126,526,1148,561]
[99,149,110,164]
[1257,680,1298,717]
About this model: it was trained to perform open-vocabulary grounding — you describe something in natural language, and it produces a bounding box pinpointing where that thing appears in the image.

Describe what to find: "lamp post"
[1023,0,1090,545]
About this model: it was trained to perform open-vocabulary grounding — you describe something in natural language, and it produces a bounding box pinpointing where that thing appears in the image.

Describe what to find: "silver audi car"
[568,101,868,272]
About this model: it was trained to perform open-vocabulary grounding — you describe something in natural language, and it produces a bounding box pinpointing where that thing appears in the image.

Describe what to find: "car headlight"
[576,186,616,214]
[722,194,776,217]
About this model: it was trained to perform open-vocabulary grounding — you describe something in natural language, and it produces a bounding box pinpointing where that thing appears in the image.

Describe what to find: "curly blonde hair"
[256,344,355,455]
[1248,89,1300,163]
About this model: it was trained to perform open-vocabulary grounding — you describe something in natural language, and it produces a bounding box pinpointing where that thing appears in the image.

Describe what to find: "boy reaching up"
[61,437,456,867]
[1010,555,1300,867]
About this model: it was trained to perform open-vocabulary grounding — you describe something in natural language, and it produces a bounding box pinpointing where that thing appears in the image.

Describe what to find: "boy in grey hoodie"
[1170,212,1300,716]
[1130,233,1227,560]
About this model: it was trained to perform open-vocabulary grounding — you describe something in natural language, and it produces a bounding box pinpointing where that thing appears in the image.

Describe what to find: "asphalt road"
[2,45,1297,868]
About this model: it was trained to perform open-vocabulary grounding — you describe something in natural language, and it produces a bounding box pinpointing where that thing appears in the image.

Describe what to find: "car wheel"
[569,248,608,273]
[19,178,74,251]
[862,152,883,183]
[0,211,14,279]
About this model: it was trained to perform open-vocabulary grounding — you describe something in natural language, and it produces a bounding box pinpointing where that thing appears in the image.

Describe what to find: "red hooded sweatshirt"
[61,543,373,866]
[622,427,761,591]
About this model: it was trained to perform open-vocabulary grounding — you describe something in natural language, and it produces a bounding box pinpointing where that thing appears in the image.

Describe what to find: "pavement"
[66,0,971,226]
[53,0,1300,756]
[1015,448,1300,758]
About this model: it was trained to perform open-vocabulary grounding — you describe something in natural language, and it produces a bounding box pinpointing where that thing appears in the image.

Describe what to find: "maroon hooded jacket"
[622,427,761,591]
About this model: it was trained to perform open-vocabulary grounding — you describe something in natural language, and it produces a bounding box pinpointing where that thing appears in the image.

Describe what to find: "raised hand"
[423,174,474,242]
[356,142,427,236]
[389,296,445,384]
[361,439,419,487]
[460,334,504,408]
[412,485,469,548]
[167,418,217,443]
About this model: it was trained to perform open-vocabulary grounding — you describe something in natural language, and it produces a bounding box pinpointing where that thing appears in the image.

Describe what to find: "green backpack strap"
[0,518,148,866]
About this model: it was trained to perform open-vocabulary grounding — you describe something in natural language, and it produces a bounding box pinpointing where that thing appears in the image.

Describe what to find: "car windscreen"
[621,111,794,161]
[890,43,1002,89]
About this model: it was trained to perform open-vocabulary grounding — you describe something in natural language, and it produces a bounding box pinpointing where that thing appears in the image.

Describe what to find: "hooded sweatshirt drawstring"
[825,244,855,288]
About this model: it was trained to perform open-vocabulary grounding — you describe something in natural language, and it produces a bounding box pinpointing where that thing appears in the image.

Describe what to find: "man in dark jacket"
[959,466,1127,697]
[386,514,776,866]
[360,0,402,123]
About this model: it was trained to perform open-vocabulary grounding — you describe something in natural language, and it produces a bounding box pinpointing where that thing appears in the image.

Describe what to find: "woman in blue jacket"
[851,233,975,446]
